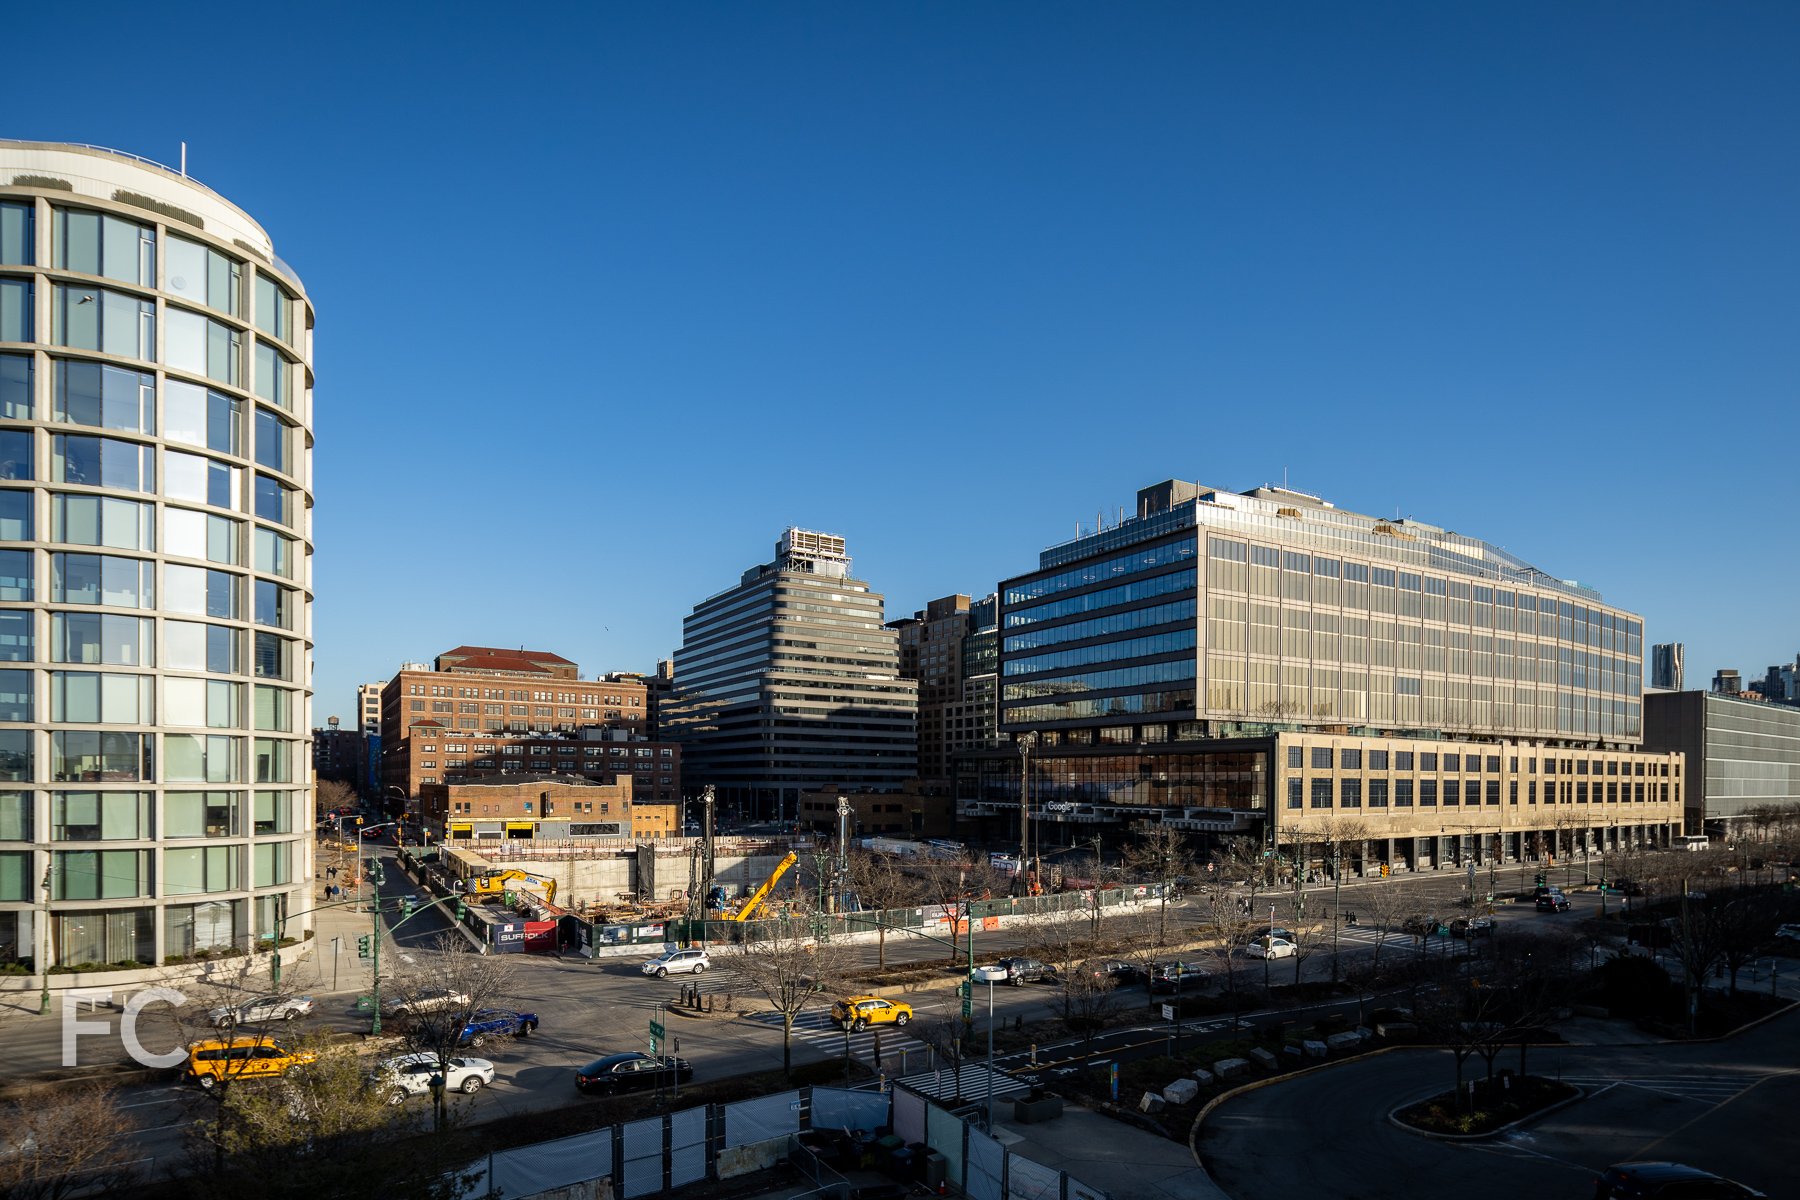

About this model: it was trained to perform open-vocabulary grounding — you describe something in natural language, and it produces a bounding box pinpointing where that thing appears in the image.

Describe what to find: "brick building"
[416,774,677,841]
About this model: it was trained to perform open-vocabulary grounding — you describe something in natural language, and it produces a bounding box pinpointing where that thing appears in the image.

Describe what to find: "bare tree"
[845,850,926,969]
[1059,968,1121,1058]
[1359,876,1414,972]
[386,932,519,1133]
[729,920,855,1081]
[1195,867,1261,1023]
[0,1085,140,1200]
[1285,816,1370,983]
[1122,822,1195,947]
[315,779,359,824]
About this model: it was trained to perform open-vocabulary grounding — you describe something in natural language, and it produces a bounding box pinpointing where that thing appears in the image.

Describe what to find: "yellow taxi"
[184,1035,318,1089]
[830,995,913,1030]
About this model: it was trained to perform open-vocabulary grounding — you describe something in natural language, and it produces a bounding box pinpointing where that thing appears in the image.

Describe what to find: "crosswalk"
[893,1063,1032,1102]
[1561,1074,1772,1106]
[740,1007,928,1067]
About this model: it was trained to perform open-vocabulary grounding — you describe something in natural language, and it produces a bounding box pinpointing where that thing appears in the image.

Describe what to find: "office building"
[1645,690,1800,835]
[416,773,676,842]
[663,528,917,822]
[0,143,314,972]
[1713,669,1744,696]
[356,681,382,732]
[1651,642,1684,692]
[960,478,1681,869]
[375,646,675,808]
[888,593,1000,785]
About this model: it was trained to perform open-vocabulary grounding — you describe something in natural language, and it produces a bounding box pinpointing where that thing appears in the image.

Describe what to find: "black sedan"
[575,1051,694,1094]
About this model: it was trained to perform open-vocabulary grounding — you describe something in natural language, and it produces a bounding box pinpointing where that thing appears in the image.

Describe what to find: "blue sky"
[13,2,1800,714]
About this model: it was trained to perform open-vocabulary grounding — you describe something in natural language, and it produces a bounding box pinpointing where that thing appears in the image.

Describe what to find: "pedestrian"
[1346,911,1357,926]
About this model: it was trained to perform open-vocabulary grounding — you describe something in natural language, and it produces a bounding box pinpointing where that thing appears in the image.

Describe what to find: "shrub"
[1591,954,1677,1020]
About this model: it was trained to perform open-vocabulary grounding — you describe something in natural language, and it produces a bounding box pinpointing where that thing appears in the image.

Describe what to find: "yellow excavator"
[727,852,797,922]
[468,868,558,905]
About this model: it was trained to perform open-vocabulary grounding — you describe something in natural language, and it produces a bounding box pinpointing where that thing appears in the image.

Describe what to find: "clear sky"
[12,2,1800,716]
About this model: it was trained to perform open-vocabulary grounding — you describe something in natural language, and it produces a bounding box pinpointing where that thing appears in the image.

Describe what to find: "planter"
[1013,1094,1064,1123]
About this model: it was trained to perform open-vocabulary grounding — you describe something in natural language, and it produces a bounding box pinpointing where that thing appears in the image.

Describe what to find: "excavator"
[467,868,558,905]
[725,851,797,922]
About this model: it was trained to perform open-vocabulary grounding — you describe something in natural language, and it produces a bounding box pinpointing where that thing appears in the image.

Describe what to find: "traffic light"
[401,898,417,919]
[1380,863,1390,878]
[357,934,371,960]
[1534,873,1546,887]
[356,816,364,826]
[454,897,468,920]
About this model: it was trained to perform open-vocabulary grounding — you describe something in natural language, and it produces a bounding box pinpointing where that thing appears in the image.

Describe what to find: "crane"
[730,851,798,922]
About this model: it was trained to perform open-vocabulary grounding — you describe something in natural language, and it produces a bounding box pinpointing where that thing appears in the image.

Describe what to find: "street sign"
[959,980,972,1022]
[650,1016,665,1056]
[1110,1062,1119,1100]
[1161,1004,1176,1021]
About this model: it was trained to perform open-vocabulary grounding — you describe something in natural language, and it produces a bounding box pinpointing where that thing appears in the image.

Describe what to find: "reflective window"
[51,612,151,666]
[0,430,28,481]
[254,274,291,343]
[0,669,28,721]
[51,553,154,608]
[1003,630,1196,677]
[49,671,149,723]
[52,208,154,284]
[52,286,154,360]
[0,279,30,343]
[163,564,238,619]
[0,548,31,601]
[165,621,239,674]
[51,494,154,550]
[162,844,239,894]
[52,435,154,492]
[253,409,290,473]
[164,451,238,509]
[52,792,152,840]
[252,686,291,732]
[0,729,29,781]
[163,791,240,838]
[254,474,295,526]
[53,848,151,899]
[0,790,31,839]
[253,840,290,886]
[0,353,30,420]
[164,677,241,728]
[253,580,295,630]
[254,528,294,578]
[163,507,238,565]
[0,610,31,662]
[1005,539,1198,604]
[50,730,144,782]
[253,343,287,408]
[164,307,239,385]
[253,737,291,783]
[53,360,154,433]
[252,789,292,833]
[1002,659,1191,702]
[163,380,240,454]
[164,235,240,315]
[162,733,241,783]
[0,202,31,265]
[253,632,292,681]
[1003,600,1195,653]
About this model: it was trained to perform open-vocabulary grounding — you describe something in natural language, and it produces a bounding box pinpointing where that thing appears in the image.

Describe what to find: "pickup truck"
[456,1008,540,1048]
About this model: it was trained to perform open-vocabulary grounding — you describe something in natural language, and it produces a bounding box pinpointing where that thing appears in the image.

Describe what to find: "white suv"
[641,948,710,978]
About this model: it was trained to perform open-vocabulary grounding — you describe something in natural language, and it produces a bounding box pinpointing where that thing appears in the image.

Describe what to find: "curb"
[1384,1080,1587,1141]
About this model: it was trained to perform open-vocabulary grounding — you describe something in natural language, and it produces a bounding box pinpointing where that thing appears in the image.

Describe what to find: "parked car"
[184,1036,318,1090]
[381,988,472,1019]
[1259,927,1298,946]
[1077,958,1145,986]
[1535,890,1572,913]
[641,948,710,978]
[1593,1161,1765,1198]
[830,995,913,1030]
[207,994,315,1027]
[456,1008,540,1048]
[1773,924,1800,942]
[1448,916,1494,939]
[1247,937,1296,960]
[575,1051,693,1095]
[1402,915,1443,937]
[368,1052,494,1104]
[973,957,1057,985]
[1148,962,1209,993]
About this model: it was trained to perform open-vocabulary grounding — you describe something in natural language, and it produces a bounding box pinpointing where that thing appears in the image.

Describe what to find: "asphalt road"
[1198,1008,1798,1200]
[0,853,1712,1185]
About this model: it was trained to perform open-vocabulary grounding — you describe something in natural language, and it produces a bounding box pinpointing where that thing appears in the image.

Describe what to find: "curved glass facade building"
[0,143,312,977]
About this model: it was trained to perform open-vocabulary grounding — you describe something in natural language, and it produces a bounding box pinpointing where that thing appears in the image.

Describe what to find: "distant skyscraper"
[664,528,917,822]
[1712,669,1743,695]
[1651,643,1684,691]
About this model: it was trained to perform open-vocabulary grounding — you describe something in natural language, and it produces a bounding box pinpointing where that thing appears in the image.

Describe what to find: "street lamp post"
[38,865,51,1015]
[1264,902,1275,992]
[1018,733,1036,890]
[1330,845,1343,984]
[985,974,997,1130]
